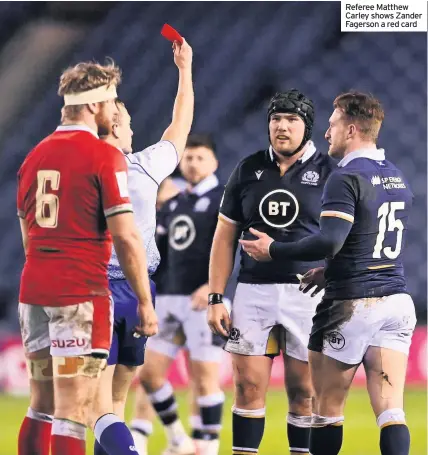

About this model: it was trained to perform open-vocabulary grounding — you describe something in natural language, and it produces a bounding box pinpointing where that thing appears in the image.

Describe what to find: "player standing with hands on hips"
[208,90,336,455]
[241,92,416,455]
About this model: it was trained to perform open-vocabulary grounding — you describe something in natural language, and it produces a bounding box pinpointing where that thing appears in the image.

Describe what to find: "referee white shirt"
[108,140,179,279]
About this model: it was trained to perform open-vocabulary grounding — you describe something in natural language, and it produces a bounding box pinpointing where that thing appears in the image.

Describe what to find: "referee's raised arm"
[161,37,194,161]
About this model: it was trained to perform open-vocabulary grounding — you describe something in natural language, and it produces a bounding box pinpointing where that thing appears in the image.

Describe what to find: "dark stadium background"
[0,3,425,454]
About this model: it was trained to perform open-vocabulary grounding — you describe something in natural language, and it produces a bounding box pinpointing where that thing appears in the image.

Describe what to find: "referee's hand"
[207,303,231,339]
[135,301,158,337]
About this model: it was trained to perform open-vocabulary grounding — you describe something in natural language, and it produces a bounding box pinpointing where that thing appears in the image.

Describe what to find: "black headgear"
[267,89,315,155]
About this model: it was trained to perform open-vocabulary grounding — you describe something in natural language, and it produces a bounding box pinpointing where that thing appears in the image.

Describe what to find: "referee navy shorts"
[108,278,156,366]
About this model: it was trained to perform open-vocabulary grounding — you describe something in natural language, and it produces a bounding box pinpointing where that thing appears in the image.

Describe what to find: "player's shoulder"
[313,151,337,171]
[232,149,270,178]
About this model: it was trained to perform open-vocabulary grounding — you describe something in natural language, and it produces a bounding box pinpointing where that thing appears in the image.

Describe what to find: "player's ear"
[347,123,357,139]
[112,123,120,139]
[86,102,98,115]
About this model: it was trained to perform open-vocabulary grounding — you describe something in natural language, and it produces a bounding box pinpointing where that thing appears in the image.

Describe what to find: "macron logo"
[371,175,381,186]
[129,446,137,452]
[255,170,264,180]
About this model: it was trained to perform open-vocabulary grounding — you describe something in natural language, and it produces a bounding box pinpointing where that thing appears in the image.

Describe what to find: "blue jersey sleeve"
[320,171,358,224]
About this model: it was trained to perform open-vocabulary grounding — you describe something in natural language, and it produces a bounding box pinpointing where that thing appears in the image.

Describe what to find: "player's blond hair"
[58,59,122,119]
[334,91,384,142]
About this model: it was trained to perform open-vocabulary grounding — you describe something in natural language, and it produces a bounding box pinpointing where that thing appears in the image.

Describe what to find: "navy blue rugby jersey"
[321,148,414,299]
[156,175,223,295]
[220,142,336,284]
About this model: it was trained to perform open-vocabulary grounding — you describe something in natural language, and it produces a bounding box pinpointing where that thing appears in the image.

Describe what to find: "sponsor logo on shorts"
[326,331,345,350]
[51,338,86,348]
[229,327,241,342]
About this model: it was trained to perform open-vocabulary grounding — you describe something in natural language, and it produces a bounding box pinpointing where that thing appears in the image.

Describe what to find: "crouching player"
[89,37,194,455]
[240,92,417,455]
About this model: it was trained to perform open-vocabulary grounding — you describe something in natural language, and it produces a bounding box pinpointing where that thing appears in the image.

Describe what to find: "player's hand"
[191,283,209,311]
[207,303,231,339]
[173,37,192,70]
[298,267,325,297]
[135,301,158,337]
[239,228,274,262]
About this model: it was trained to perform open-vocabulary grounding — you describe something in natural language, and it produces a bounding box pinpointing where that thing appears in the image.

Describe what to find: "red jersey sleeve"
[98,146,133,218]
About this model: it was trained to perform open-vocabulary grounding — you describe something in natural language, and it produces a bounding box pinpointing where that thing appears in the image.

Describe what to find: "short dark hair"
[185,134,216,155]
[333,91,384,141]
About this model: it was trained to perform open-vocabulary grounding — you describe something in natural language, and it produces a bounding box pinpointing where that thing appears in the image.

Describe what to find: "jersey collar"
[338,147,385,167]
[269,140,317,165]
[56,124,99,138]
[189,174,219,197]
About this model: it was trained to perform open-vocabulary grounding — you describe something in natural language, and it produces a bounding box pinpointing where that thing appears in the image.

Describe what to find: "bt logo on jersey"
[259,189,299,228]
[169,215,196,251]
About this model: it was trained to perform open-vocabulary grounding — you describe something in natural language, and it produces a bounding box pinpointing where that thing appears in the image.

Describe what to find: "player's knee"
[287,383,314,412]
[377,408,406,428]
[234,375,265,406]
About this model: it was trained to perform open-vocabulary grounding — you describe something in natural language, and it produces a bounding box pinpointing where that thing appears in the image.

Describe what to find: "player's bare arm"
[207,218,239,337]
[161,38,194,160]
[107,212,158,337]
[19,218,29,255]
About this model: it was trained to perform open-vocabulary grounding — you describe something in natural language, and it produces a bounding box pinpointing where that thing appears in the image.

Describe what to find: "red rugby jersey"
[17,125,133,306]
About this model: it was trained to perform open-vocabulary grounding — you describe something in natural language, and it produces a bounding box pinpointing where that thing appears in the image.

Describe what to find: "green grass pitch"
[0,387,426,454]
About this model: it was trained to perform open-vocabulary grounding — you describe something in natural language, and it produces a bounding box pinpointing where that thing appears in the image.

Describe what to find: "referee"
[208,90,336,455]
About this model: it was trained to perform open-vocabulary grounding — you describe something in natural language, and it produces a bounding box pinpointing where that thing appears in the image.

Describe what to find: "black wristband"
[208,293,223,305]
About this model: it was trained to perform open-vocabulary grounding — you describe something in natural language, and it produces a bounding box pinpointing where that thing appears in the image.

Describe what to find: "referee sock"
[94,413,136,455]
[309,415,344,455]
[232,406,265,455]
[378,408,410,455]
[287,413,311,455]
[18,408,53,455]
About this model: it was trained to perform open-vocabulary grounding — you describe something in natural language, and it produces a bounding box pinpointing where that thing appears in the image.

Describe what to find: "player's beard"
[95,109,113,137]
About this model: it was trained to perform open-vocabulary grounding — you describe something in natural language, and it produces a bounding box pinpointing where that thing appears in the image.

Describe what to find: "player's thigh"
[19,304,54,413]
[112,364,137,420]
[145,295,184,361]
[226,283,279,356]
[232,353,273,407]
[138,348,175,392]
[309,350,358,417]
[279,284,320,362]
[88,363,115,428]
[363,346,409,417]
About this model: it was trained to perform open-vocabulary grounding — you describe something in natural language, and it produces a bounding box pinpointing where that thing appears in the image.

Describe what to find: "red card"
[161,23,184,44]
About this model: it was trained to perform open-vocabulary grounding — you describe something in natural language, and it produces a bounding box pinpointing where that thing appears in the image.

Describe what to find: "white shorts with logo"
[308,293,417,364]
[225,282,320,361]
[18,297,114,358]
[146,295,224,362]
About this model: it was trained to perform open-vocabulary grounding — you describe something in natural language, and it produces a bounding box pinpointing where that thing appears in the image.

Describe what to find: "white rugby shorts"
[225,282,320,361]
[146,295,225,362]
[308,293,417,364]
